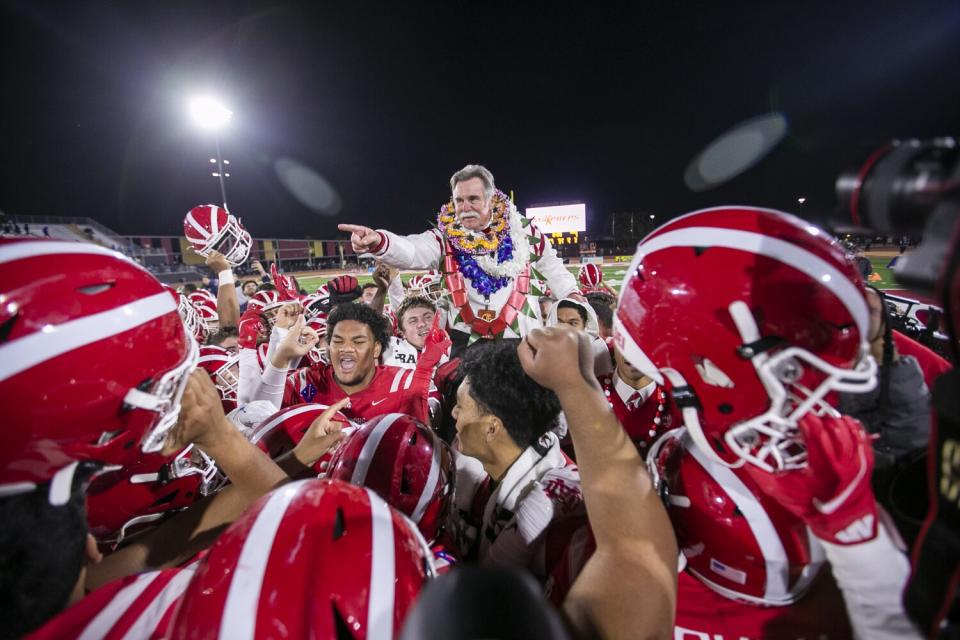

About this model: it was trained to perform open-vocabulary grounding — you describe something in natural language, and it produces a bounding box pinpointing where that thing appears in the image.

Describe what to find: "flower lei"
[436,190,531,296]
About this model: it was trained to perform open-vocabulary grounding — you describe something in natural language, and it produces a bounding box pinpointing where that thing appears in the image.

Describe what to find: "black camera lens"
[837,138,958,234]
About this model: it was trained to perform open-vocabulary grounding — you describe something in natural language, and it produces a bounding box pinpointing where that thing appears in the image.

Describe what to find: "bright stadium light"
[189,96,234,209]
[798,196,807,204]
[189,96,233,130]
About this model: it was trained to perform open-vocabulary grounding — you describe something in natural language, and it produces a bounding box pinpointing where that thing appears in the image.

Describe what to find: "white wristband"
[218,270,235,287]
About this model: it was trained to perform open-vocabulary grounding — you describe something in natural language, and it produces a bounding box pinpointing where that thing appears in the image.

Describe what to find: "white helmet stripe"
[351,414,402,486]
[0,291,177,382]
[0,240,130,265]
[636,226,870,340]
[410,438,440,525]
[249,404,323,445]
[121,564,197,640]
[365,488,396,640]
[219,481,305,640]
[185,212,212,240]
[77,572,159,640]
[208,205,220,236]
[685,441,790,602]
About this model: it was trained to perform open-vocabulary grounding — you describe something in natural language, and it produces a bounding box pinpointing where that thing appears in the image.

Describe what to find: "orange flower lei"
[437,190,511,255]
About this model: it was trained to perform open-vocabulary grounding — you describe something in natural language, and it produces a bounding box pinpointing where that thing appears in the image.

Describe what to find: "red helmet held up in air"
[183,204,252,266]
[326,413,455,544]
[171,479,435,639]
[613,207,877,472]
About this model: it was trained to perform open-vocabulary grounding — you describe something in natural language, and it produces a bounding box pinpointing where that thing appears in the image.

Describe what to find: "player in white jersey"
[382,295,451,372]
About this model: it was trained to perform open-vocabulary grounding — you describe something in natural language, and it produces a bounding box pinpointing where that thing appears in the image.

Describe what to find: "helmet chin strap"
[659,367,742,469]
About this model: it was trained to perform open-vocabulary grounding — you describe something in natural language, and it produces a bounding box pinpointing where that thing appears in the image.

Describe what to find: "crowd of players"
[0,199,952,639]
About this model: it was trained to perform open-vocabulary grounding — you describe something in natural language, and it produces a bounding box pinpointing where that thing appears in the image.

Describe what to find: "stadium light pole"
[189,96,233,210]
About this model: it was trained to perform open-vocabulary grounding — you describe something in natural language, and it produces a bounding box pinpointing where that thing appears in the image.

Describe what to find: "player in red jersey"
[250,302,445,425]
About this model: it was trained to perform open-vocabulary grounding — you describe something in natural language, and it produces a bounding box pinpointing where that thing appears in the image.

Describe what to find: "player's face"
[329,320,381,391]
[361,287,377,304]
[613,348,648,387]
[400,306,435,350]
[556,307,585,331]
[452,377,491,461]
[452,177,492,231]
[218,335,239,353]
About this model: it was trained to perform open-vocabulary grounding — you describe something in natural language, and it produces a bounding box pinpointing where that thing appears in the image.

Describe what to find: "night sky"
[1,1,958,240]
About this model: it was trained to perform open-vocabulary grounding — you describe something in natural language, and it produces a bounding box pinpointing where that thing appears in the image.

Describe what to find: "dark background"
[1,1,958,238]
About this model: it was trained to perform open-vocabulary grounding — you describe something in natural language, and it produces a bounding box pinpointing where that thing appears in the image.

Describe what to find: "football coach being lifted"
[340,164,580,355]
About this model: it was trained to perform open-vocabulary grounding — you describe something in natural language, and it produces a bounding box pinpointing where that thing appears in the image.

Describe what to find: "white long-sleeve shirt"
[371,218,577,339]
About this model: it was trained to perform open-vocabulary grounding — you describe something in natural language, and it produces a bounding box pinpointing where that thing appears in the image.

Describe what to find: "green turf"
[297,260,895,296]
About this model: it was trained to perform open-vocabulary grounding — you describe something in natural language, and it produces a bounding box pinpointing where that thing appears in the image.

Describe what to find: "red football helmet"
[198,345,239,407]
[408,270,446,302]
[302,288,331,320]
[578,262,603,289]
[614,207,877,472]
[248,403,354,475]
[247,289,285,327]
[183,204,252,266]
[176,291,208,343]
[0,239,197,493]
[188,290,219,335]
[305,315,329,365]
[85,444,222,546]
[170,479,435,639]
[326,413,455,544]
[647,428,826,605]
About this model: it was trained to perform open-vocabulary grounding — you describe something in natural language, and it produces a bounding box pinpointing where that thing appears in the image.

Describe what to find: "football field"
[295,264,634,296]
[294,256,902,297]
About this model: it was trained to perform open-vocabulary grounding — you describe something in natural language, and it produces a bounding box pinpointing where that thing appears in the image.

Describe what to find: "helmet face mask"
[126,336,200,454]
[178,294,209,343]
[614,207,878,473]
[198,346,240,401]
[409,271,446,303]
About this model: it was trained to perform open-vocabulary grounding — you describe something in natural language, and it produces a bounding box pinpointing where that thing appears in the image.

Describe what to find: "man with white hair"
[339,164,579,354]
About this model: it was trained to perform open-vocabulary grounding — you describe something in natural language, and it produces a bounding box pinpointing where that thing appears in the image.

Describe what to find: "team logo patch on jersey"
[301,382,318,403]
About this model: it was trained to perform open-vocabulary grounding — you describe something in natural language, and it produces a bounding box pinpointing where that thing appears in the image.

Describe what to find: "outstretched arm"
[339,223,442,271]
[519,326,677,639]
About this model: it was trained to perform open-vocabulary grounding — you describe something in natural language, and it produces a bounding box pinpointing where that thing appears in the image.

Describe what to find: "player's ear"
[485,415,503,442]
[373,339,382,360]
